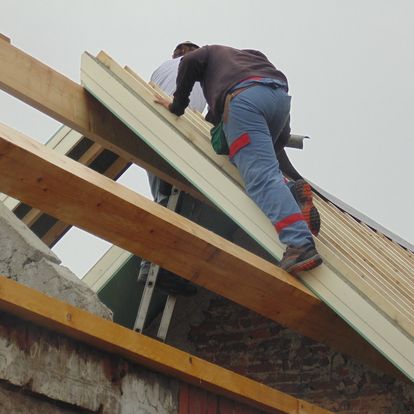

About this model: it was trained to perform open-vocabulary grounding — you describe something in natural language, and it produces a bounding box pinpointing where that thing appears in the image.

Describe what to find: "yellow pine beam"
[0,37,198,199]
[0,122,399,379]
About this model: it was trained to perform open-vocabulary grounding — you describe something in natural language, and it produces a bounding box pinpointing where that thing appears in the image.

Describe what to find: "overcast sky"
[1,0,413,277]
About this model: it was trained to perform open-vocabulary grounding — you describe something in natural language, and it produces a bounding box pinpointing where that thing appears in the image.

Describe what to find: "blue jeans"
[223,82,313,248]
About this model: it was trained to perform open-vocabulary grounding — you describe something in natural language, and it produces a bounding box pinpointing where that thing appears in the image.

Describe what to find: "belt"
[222,84,258,123]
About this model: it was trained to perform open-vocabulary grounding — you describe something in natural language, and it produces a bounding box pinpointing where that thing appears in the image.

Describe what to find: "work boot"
[289,179,321,236]
[279,243,323,274]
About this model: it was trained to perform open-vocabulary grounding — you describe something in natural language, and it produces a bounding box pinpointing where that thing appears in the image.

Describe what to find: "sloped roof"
[0,38,411,382]
[80,51,414,381]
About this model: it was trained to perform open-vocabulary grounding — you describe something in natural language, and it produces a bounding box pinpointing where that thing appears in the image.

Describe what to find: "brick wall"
[167,292,414,414]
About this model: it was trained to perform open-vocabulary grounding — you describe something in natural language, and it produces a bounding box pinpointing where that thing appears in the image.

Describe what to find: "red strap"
[275,213,305,232]
[229,133,250,158]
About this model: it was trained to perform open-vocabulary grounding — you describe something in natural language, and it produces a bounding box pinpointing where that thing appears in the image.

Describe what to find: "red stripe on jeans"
[229,133,250,158]
[275,213,305,232]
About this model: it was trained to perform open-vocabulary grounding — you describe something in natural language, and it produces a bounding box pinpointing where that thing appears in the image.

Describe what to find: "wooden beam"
[0,122,400,378]
[20,142,128,245]
[0,33,10,43]
[0,276,333,414]
[0,37,200,199]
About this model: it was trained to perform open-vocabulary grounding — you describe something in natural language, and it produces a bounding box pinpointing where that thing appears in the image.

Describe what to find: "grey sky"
[1,0,413,276]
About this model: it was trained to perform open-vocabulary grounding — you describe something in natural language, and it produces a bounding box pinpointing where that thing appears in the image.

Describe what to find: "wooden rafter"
[0,33,10,43]
[0,121,400,379]
[0,38,199,199]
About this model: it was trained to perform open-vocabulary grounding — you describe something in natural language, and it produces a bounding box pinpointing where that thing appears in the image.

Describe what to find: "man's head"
[172,41,199,58]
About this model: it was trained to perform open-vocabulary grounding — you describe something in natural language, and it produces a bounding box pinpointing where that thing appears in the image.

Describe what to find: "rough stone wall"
[0,203,179,413]
[0,203,111,319]
[164,290,414,414]
[0,313,179,413]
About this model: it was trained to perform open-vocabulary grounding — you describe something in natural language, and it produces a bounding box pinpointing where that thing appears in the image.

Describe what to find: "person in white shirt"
[138,42,206,296]
[150,49,206,114]
[147,41,206,203]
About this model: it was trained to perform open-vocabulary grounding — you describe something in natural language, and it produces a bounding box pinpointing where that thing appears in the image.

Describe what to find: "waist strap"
[223,84,258,123]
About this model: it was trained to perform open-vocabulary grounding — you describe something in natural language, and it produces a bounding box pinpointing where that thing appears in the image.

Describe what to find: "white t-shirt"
[150,57,206,113]
[148,57,207,202]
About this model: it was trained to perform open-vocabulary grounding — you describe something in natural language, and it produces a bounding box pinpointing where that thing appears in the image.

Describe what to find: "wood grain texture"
[0,38,199,199]
[0,121,398,378]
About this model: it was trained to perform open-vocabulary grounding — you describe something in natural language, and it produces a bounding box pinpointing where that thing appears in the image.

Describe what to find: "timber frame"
[0,34,413,409]
[0,36,408,379]
[0,120,401,381]
[0,36,198,199]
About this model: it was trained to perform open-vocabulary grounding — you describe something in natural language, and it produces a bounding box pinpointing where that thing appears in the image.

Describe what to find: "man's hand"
[154,93,171,111]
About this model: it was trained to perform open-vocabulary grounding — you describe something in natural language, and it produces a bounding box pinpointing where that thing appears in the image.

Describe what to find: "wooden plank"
[0,121,400,378]
[82,245,132,292]
[41,220,70,248]
[321,199,414,291]
[318,224,414,330]
[0,33,10,43]
[80,53,412,380]
[83,52,287,263]
[317,208,414,311]
[20,144,104,228]
[0,37,200,200]
[0,276,332,414]
[109,54,244,190]
[1,124,131,247]
[315,198,414,333]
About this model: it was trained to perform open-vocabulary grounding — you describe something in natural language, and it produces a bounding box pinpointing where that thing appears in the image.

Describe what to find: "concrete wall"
[0,203,179,413]
[0,313,179,414]
[0,203,111,319]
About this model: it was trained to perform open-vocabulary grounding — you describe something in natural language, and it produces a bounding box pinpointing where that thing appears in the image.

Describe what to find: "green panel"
[97,255,140,328]
[97,255,168,329]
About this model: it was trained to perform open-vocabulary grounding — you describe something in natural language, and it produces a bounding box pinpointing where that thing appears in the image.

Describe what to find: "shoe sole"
[293,180,321,236]
[286,254,323,274]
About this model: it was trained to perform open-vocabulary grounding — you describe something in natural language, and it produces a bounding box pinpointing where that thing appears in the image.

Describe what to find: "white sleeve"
[151,58,207,114]
[150,59,181,97]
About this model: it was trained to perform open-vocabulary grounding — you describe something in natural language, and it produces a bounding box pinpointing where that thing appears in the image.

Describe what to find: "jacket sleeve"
[169,47,208,116]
